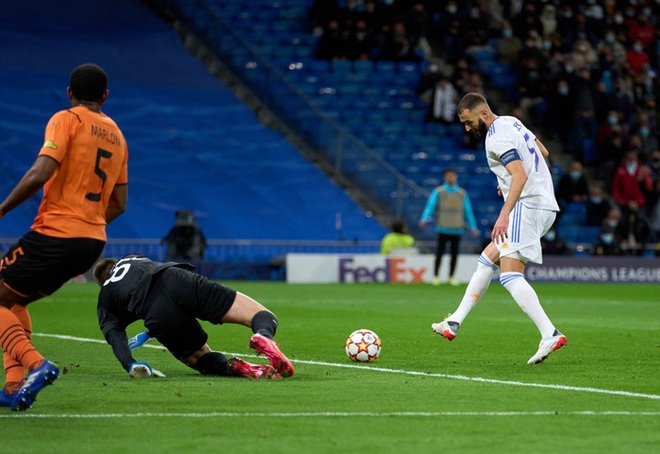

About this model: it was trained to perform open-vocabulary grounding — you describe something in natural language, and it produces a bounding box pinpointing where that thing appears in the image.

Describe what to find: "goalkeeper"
[93,254,294,380]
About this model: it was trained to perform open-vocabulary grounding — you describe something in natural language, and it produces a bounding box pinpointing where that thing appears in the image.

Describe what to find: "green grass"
[2,281,659,453]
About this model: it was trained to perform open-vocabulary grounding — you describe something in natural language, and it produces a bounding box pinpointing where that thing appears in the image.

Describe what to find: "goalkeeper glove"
[128,331,154,350]
[128,361,166,378]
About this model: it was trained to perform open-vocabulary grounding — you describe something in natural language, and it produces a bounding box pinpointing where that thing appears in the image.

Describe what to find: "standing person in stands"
[432,92,566,365]
[0,63,128,411]
[419,168,480,286]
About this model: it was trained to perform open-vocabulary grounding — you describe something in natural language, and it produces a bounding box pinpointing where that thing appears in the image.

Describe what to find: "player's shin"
[500,272,555,338]
[448,254,498,324]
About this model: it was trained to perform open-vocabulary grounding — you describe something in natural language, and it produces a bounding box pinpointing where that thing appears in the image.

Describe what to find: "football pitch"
[2,281,659,453]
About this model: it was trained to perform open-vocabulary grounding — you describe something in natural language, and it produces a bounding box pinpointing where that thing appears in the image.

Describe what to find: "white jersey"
[485,116,559,212]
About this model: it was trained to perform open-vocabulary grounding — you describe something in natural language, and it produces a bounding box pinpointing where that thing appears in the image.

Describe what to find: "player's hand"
[128,362,166,378]
[128,331,153,350]
[491,213,509,244]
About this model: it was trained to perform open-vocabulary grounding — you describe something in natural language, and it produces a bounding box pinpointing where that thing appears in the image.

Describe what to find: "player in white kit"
[431,92,567,364]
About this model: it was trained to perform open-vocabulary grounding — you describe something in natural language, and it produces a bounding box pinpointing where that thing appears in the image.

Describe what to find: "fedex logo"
[339,257,427,283]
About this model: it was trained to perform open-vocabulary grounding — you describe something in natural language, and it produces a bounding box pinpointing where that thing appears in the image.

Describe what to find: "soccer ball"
[345,329,381,363]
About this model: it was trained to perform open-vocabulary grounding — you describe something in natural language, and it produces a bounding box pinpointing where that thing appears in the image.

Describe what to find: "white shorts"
[497,202,557,264]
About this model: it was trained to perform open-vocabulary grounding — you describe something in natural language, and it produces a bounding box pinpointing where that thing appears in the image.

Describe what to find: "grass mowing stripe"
[2,411,659,419]
[35,333,660,401]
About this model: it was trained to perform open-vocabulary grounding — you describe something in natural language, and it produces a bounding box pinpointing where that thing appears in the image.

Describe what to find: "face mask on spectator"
[606,220,618,228]
[558,86,569,95]
[608,115,618,125]
[591,196,602,204]
[570,171,582,180]
[614,15,623,24]
[503,29,513,38]
[447,5,457,14]
[601,234,614,245]
[626,161,638,174]
[640,127,650,137]
[545,231,556,242]
[633,43,643,52]
[605,34,615,44]
[565,65,574,73]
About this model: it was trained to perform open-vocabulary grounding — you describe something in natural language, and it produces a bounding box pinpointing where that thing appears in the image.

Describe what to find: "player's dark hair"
[93,258,117,286]
[69,63,108,103]
[457,92,488,113]
[391,219,406,234]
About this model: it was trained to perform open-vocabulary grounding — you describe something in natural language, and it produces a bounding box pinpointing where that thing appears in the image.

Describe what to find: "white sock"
[448,254,498,325]
[500,272,556,338]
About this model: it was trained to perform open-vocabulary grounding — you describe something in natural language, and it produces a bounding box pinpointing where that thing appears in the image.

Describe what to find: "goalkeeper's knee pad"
[194,352,229,376]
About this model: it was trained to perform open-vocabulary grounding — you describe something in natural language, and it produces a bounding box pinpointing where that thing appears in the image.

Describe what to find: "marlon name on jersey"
[91,124,121,146]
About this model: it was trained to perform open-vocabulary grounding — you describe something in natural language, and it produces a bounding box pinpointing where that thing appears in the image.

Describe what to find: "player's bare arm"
[105,184,127,223]
[0,155,58,218]
[492,160,527,243]
[535,139,550,158]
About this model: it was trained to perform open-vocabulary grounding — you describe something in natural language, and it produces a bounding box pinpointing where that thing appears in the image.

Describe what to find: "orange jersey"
[31,106,128,241]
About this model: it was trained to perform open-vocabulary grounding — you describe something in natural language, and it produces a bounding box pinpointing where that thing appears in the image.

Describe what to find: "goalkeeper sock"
[500,272,555,338]
[195,352,229,376]
[0,306,43,373]
[448,254,498,325]
[251,310,278,339]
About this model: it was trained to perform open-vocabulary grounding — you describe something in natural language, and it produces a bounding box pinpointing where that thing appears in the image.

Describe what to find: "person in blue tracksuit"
[419,168,480,285]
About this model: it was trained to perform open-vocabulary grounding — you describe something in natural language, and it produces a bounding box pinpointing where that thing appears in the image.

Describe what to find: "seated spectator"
[496,22,523,64]
[571,38,598,70]
[631,116,659,161]
[541,229,571,255]
[308,0,341,36]
[586,186,612,227]
[344,18,373,61]
[592,225,623,256]
[379,21,420,62]
[316,19,346,60]
[556,160,590,206]
[380,220,416,255]
[626,39,650,75]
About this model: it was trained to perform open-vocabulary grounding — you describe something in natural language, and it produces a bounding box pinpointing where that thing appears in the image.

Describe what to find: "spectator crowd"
[308,0,660,257]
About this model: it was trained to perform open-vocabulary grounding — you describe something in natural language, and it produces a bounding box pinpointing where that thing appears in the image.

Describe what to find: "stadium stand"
[0,0,387,247]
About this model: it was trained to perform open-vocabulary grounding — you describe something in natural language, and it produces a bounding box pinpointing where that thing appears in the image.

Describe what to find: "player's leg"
[0,293,44,380]
[498,208,566,363]
[2,234,102,410]
[0,304,34,407]
[432,233,444,285]
[447,234,460,285]
[432,241,500,340]
[220,292,294,377]
[0,295,59,411]
[180,343,277,379]
[221,291,278,339]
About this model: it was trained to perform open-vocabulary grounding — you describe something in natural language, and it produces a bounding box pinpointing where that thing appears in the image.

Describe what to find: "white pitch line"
[36,333,660,401]
[1,411,659,419]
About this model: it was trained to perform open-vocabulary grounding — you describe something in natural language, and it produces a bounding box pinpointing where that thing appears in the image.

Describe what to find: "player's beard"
[470,119,489,139]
